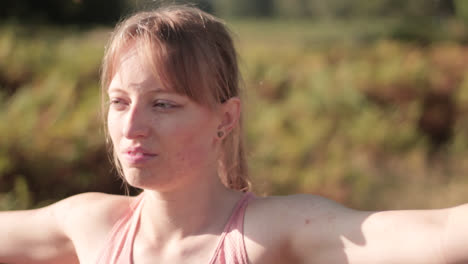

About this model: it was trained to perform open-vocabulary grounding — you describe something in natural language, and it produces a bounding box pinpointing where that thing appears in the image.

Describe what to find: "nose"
[122,104,150,139]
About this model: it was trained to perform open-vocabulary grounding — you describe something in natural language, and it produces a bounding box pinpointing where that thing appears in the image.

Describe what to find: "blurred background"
[1,0,468,211]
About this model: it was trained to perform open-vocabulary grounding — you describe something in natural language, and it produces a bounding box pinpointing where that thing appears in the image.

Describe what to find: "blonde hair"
[101,5,250,191]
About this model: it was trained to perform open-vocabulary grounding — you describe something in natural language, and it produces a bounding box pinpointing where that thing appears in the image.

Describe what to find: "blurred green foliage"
[0,0,462,25]
[1,13,468,211]
[236,18,468,210]
[0,25,127,210]
[210,0,457,19]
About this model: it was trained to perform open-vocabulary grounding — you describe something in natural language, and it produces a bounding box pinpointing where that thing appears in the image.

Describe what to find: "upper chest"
[131,232,231,264]
[70,195,303,264]
[129,211,280,264]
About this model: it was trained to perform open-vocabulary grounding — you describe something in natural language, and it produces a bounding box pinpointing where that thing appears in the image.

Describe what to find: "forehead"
[108,44,166,93]
[105,37,219,108]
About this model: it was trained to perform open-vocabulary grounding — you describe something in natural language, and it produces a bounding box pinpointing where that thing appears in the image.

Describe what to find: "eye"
[153,100,177,109]
[109,98,128,110]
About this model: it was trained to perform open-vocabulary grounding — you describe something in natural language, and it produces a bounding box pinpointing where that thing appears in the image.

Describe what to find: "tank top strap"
[118,192,145,264]
[224,192,255,233]
[208,192,255,264]
[95,192,145,264]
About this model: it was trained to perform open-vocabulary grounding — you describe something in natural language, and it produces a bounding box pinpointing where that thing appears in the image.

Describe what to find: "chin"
[122,167,173,191]
[122,167,151,187]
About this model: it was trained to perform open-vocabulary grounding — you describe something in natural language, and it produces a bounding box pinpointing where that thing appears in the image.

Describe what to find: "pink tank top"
[95,192,255,264]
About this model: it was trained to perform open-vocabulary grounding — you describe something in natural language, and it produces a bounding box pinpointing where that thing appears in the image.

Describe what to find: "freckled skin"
[107,48,221,192]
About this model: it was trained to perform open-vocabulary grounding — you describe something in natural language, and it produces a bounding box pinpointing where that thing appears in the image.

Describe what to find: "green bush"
[1,20,468,211]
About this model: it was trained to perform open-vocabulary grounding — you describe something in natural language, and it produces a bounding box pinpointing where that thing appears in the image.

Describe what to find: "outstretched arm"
[0,203,79,264]
[441,204,468,263]
[0,192,133,264]
[280,195,468,264]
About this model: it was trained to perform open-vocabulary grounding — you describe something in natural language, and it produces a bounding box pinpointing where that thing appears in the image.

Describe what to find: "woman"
[1,5,467,264]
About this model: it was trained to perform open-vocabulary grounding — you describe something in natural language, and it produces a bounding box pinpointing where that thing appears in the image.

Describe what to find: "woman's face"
[107,47,222,191]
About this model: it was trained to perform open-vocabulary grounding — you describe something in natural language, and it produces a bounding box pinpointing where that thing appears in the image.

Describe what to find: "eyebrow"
[107,87,174,94]
[107,77,175,95]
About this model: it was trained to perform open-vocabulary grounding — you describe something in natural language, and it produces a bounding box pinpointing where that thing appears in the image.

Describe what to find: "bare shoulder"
[52,192,137,261]
[0,192,137,264]
[53,191,135,235]
[245,194,457,264]
[246,193,352,228]
[244,194,358,263]
[52,192,134,226]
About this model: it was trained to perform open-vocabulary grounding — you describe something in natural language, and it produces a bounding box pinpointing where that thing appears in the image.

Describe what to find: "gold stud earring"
[217,131,224,138]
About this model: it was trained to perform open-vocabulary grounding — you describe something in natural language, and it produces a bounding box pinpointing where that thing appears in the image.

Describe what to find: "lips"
[121,146,158,165]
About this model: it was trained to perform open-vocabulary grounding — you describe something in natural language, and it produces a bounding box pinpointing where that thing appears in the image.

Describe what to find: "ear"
[217,97,241,136]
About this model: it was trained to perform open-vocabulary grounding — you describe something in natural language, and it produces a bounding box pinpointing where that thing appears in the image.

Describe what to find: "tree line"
[0,0,466,25]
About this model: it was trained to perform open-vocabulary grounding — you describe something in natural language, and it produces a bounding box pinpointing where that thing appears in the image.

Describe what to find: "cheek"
[166,118,217,167]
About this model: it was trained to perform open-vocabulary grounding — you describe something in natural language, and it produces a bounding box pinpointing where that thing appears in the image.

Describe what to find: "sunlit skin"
[107,45,222,192]
[107,43,248,263]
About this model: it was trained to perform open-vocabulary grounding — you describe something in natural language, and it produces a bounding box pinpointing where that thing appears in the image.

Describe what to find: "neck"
[138,174,243,245]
